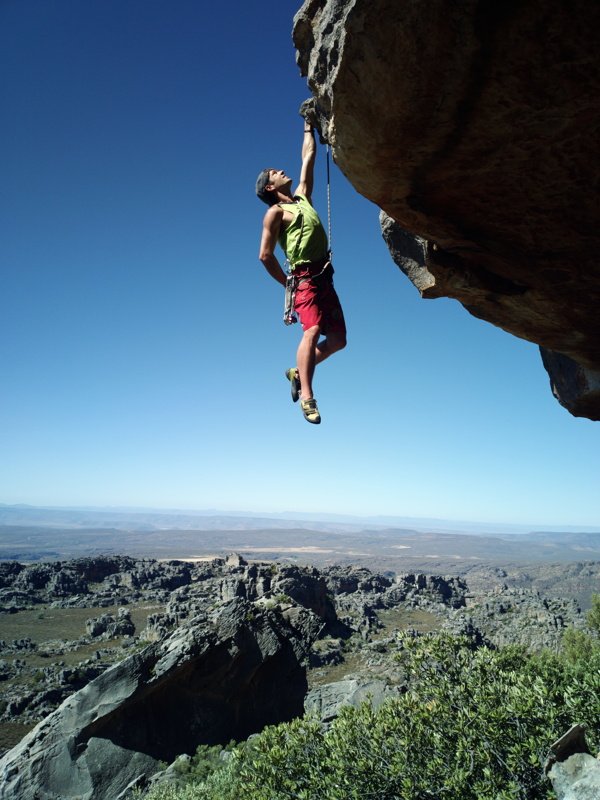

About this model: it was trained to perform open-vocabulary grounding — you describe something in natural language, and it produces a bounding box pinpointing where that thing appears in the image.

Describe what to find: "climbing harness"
[283,145,333,326]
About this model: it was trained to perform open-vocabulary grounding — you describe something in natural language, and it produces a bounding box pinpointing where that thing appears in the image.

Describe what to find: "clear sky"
[1,0,598,528]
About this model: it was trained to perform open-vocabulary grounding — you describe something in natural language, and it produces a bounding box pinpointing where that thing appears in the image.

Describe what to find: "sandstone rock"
[322,565,392,596]
[0,561,24,587]
[272,564,336,622]
[547,726,600,800]
[444,585,584,650]
[0,598,321,800]
[293,0,600,420]
[549,754,600,800]
[219,575,247,601]
[119,560,192,591]
[68,556,137,583]
[306,678,402,724]
[85,608,135,639]
[309,637,344,668]
[225,553,247,567]
[47,570,88,597]
[14,564,57,591]
[540,349,600,420]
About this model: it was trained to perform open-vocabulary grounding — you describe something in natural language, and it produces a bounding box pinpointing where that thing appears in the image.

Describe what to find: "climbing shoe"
[300,398,321,424]
[285,367,301,403]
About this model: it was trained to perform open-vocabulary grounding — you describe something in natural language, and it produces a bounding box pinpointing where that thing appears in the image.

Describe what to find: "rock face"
[306,678,402,725]
[0,551,592,798]
[445,584,584,650]
[547,725,600,800]
[0,598,322,800]
[293,0,600,419]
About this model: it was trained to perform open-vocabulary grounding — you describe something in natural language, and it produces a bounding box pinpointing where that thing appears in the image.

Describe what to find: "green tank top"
[277,194,328,269]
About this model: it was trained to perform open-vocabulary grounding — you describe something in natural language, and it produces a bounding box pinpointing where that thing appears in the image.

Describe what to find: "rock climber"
[256,120,346,424]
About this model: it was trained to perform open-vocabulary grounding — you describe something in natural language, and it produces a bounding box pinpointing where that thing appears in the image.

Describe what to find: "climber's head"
[256,168,292,205]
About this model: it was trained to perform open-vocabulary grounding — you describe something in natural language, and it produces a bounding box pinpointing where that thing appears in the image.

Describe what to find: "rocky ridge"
[0,596,321,800]
[0,554,589,735]
[293,0,600,419]
[0,553,593,798]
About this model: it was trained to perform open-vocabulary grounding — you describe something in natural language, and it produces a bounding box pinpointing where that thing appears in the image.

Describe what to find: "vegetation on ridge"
[137,627,600,800]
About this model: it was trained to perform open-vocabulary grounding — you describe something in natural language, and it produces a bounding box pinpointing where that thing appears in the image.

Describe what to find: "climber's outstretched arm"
[295,123,316,202]
[259,205,287,287]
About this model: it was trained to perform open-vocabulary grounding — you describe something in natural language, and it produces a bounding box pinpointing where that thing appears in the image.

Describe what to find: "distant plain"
[1,505,600,606]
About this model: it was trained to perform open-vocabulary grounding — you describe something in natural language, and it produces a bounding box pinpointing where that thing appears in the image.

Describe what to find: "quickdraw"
[284,273,298,325]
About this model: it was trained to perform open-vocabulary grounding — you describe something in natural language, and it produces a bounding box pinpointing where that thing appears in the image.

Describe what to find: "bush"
[587,593,600,636]
[173,741,236,784]
[562,627,594,663]
[232,633,600,800]
[274,594,293,604]
[140,633,600,800]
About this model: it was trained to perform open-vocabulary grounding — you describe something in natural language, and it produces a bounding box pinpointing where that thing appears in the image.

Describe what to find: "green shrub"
[232,633,600,800]
[173,742,236,784]
[139,746,245,800]
[562,627,595,663]
[587,593,600,636]
[139,632,600,800]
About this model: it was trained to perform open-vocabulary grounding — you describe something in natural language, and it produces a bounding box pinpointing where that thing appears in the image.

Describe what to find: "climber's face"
[267,169,293,191]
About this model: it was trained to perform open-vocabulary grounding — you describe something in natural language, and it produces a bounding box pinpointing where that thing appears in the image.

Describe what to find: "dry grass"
[0,601,165,754]
[0,603,162,647]
[0,722,34,755]
[372,608,440,637]
[307,608,441,689]
[308,651,368,688]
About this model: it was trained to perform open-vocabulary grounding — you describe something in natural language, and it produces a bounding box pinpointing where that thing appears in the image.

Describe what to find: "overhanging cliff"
[293,0,600,420]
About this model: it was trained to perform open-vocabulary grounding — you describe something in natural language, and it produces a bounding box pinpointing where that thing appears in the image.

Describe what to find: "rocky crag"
[0,596,321,800]
[546,725,600,800]
[0,553,593,798]
[293,0,600,420]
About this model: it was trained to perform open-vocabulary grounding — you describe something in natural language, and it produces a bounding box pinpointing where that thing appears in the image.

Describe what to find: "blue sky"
[1,0,598,528]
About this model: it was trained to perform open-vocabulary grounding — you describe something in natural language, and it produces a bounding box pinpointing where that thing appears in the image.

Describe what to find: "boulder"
[0,598,322,800]
[547,725,600,800]
[306,678,402,724]
[85,608,135,639]
[272,564,336,622]
[293,0,600,419]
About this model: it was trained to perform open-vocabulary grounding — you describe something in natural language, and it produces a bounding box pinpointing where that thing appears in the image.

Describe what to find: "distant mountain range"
[1,503,598,535]
[0,503,599,573]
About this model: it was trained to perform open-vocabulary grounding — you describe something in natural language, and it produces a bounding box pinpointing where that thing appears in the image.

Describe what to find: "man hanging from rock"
[256,119,346,425]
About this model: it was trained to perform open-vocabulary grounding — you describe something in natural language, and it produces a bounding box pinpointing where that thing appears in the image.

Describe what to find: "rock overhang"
[293,0,600,419]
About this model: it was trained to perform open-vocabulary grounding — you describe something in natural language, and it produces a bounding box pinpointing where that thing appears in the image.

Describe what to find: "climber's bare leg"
[296,325,320,401]
[315,330,346,365]
[296,327,346,401]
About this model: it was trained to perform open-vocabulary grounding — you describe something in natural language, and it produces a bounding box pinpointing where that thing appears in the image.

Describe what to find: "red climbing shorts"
[293,261,346,335]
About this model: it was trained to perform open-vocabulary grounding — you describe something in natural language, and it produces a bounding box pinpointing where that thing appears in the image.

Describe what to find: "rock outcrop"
[306,678,402,725]
[293,0,600,419]
[0,598,322,800]
[444,584,584,650]
[0,553,589,743]
[547,725,600,800]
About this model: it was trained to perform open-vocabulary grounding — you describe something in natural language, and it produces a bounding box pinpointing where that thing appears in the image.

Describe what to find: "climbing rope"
[326,144,332,255]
